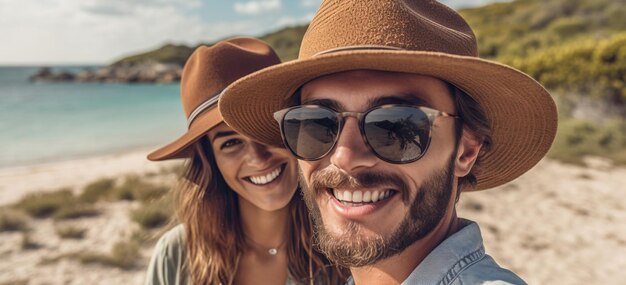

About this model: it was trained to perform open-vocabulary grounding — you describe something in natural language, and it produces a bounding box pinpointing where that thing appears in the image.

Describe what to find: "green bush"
[130,196,173,229]
[506,32,626,104]
[53,204,100,220]
[15,189,75,218]
[80,178,116,203]
[112,176,169,202]
[548,118,626,164]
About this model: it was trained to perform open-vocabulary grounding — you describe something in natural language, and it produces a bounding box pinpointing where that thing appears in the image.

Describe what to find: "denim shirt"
[347,219,526,285]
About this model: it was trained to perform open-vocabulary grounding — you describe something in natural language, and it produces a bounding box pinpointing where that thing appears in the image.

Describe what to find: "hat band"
[187,89,224,128]
[313,45,404,57]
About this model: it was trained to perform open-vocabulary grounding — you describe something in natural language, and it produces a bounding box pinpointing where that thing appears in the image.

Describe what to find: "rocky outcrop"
[29,61,182,83]
[29,67,75,82]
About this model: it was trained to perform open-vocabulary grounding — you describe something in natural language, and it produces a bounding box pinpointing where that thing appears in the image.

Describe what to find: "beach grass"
[53,204,100,220]
[77,240,141,270]
[55,225,87,239]
[0,208,29,232]
[14,188,102,220]
[130,196,173,229]
[548,118,626,165]
[79,178,116,203]
[40,239,142,270]
[15,189,75,218]
[112,175,169,202]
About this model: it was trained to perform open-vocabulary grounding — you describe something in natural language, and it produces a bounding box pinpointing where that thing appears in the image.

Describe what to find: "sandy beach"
[0,148,179,207]
[0,151,624,284]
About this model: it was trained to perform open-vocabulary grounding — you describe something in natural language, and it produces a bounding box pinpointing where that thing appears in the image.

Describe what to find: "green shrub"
[78,240,141,270]
[112,176,169,202]
[548,118,626,164]
[80,178,116,203]
[130,197,173,229]
[53,204,100,220]
[15,189,75,218]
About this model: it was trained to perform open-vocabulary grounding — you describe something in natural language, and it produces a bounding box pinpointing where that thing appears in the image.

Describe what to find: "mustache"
[308,166,409,202]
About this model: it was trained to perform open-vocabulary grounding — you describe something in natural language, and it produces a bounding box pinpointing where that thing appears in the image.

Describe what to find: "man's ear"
[455,129,483,177]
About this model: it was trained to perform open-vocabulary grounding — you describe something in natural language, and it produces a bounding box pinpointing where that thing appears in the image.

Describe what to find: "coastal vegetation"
[0,209,29,232]
[55,225,87,239]
[6,171,178,271]
[28,0,626,164]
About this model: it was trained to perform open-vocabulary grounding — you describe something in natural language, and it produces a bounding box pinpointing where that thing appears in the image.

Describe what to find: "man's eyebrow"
[367,94,431,108]
[301,98,344,111]
[211,131,237,142]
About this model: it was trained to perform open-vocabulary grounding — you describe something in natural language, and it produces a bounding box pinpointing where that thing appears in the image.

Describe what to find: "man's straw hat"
[147,38,281,161]
[219,0,558,190]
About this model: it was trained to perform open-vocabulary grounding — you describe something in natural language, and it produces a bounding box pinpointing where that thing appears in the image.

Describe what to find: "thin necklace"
[244,235,286,256]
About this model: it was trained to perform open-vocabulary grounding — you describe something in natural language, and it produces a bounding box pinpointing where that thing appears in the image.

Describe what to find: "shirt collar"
[401,218,485,285]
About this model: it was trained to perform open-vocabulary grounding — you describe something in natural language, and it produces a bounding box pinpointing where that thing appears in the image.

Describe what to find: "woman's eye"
[220,139,242,150]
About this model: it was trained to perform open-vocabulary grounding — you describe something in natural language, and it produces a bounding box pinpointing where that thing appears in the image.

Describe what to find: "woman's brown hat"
[219,0,558,190]
[147,37,281,161]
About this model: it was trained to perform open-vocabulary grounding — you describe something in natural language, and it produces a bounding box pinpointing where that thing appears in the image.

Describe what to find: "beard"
[300,154,455,268]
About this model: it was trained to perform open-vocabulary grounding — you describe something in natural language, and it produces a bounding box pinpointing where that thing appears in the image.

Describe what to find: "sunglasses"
[273,104,459,164]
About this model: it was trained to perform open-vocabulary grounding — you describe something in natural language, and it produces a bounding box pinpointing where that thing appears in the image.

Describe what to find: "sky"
[0,0,504,65]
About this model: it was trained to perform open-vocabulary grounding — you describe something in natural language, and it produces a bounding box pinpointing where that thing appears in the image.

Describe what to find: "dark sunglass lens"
[283,107,339,159]
[363,106,430,162]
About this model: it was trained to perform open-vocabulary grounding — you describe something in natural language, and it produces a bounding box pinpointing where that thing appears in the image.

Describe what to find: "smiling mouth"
[329,189,397,206]
[245,164,286,185]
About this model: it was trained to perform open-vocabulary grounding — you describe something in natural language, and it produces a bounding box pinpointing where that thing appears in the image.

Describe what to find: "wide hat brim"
[147,107,222,161]
[219,50,558,191]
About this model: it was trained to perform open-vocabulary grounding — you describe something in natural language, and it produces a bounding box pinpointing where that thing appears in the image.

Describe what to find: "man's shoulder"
[452,254,526,285]
[402,220,526,285]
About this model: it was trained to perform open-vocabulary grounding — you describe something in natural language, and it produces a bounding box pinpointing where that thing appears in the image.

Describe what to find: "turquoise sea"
[0,66,186,168]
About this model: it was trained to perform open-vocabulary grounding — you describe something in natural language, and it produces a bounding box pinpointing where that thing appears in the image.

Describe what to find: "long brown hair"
[176,137,347,284]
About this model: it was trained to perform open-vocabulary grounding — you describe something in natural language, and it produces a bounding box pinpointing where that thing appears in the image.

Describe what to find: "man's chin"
[314,220,392,267]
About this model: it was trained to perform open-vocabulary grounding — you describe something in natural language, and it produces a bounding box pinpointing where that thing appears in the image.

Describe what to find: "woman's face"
[208,123,298,212]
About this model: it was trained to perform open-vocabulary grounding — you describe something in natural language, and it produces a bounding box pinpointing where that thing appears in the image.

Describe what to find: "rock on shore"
[29,61,182,84]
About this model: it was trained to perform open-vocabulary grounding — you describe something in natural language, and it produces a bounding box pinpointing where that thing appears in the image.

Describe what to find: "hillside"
[115,0,625,104]
[112,25,307,65]
[460,0,626,103]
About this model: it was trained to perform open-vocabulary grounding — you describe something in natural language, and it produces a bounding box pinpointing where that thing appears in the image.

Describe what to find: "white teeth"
[332,189,394,203]
[371,191,379,202]
[334,189,341,200]
[362,191,371,202]
[249,167,282,185]
[343,191,352,202]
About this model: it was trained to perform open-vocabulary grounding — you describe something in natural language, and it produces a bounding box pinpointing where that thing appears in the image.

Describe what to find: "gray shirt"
[144,224,302,285]
[346,219,526,285]
[145,225,189,285]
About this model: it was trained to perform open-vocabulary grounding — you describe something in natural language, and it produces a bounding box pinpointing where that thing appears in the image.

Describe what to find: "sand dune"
[0,152,624,284]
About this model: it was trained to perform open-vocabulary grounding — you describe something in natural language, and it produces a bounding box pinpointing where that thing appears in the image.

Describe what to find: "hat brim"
[147,107,222,161]
[220,50,558,191]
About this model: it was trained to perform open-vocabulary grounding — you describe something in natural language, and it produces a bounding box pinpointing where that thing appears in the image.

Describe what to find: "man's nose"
[329,117,378,172]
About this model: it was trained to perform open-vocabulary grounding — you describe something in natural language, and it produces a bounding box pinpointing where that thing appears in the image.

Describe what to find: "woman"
[145,38,346,284]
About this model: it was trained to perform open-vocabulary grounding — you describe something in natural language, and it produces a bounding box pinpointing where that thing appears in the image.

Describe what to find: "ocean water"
[0,66,187,168]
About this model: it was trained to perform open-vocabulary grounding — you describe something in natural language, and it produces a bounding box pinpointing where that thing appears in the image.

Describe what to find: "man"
[220,0,557,284]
